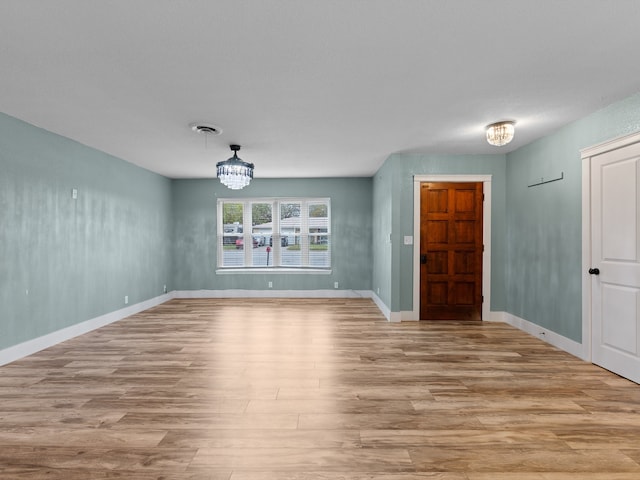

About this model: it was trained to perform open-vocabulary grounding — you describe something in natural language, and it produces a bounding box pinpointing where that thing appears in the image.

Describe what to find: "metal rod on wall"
[528,172,564,188]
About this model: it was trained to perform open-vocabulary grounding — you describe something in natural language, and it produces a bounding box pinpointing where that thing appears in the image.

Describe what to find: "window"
[217,198,331,270]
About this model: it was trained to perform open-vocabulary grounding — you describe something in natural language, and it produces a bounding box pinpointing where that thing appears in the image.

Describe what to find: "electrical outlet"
[268,281,273,288]
[71,188,78,199]
[377,287,380,295]
[334,282,339,289]
[124,295,129,304]
[163,284,167,294]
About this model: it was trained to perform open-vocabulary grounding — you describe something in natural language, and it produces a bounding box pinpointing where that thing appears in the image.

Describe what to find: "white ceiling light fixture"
[486,121,515,146]
[216,144,254,190]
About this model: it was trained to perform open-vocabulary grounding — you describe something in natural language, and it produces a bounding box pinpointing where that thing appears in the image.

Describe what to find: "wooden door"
[420,182,483,320]
[590,142,640,384]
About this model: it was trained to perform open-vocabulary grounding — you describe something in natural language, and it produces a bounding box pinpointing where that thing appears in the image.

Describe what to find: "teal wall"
[172,177,373,291]
[0,113,173,350]
[372,160,394,308]
[505,92,640,342]
[372,153,507,314]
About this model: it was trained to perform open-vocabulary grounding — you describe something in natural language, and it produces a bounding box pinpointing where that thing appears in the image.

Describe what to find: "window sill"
[216,268,332,275]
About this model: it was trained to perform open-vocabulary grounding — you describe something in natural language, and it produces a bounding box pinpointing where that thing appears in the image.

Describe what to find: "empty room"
[1,1,640,478]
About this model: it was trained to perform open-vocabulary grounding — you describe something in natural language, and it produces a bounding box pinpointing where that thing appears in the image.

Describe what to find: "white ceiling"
[2,1,640,179]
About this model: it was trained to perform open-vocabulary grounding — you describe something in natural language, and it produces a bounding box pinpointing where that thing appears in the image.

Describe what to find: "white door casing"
[582,131,640,384]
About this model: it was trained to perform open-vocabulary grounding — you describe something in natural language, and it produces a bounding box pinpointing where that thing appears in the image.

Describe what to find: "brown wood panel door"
[420,182,483,320]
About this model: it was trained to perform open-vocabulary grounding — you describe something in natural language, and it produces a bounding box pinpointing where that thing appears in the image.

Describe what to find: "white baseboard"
[370,292,393,321]
[384,308,505,323]
[0,293,173,367]
[499,311,585,360]
[400,310,419,321]
[173,289,374,299]
[176,289,403,324]
[484,311,507,322]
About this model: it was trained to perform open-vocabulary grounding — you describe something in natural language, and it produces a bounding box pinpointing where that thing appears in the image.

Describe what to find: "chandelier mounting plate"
[190,123,222,135]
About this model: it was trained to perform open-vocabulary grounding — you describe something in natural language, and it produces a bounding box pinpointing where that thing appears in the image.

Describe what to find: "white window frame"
[216,197,332,274]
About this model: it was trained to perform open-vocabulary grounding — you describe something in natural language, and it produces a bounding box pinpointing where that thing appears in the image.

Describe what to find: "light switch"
[403,235,413,245]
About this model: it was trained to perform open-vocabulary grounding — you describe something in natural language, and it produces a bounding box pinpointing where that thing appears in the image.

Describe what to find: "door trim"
[412,175,492,321]
[581,130,640,363]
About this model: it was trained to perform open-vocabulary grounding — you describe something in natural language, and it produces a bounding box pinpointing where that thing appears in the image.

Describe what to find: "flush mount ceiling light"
[216,144,254,190]
[486,121,515,146]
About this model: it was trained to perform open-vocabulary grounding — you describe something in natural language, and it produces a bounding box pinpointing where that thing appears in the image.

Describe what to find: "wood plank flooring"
[1,298,639,479]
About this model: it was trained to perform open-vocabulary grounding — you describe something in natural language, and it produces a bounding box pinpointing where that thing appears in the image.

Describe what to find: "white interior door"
[591,141,640,384]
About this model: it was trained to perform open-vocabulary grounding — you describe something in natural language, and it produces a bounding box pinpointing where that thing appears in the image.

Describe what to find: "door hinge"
[482,295,484,303]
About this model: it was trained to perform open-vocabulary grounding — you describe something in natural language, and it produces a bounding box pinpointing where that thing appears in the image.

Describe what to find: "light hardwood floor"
[1,298,639,479]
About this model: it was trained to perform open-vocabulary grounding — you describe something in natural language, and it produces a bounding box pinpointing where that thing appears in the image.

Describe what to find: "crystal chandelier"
[216,144,254,190]
[486,121,515,146]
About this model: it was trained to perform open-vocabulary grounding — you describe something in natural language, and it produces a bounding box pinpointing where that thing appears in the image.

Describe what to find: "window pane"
[308,202,330,267]
[309,234,331,267]
[309,203,328,218]
[281,235,302,266]
[252,203,273,267]
[223,202,244,224]
[280,203,301,266]
[219,234,245,267]
[221,203,244,266]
